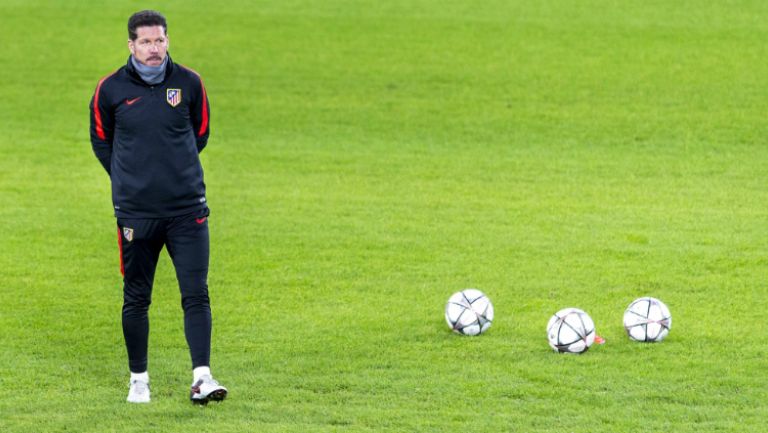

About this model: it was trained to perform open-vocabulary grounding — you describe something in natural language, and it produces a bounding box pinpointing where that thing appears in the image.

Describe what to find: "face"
[128,25,168,66]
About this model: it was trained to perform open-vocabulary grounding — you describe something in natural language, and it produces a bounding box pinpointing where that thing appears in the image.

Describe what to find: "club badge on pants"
[123,227,134,242]
[166,88,181,107]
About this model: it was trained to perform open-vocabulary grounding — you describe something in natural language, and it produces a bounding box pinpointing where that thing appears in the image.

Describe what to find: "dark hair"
[128,10,167,40]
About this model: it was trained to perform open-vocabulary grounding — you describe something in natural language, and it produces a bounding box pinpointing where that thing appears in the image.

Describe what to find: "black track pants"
[117,208,212,372]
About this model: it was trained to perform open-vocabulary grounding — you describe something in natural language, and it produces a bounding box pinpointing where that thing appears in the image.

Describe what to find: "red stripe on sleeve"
[93,72,116,140]
[178,64,209,137]
[198,80,209,137]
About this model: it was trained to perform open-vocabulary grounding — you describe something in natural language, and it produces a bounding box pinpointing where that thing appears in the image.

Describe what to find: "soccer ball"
[444,289,494,336]
[546,307,595,353]
[623,297,671,342]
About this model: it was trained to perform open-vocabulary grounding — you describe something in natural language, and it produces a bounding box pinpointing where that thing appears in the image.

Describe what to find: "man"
[89,10,227,404]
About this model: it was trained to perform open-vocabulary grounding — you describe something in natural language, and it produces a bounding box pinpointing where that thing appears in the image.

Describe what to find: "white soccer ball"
[547,307,595,353]
[445,289,494,336]
[623,297,671,342]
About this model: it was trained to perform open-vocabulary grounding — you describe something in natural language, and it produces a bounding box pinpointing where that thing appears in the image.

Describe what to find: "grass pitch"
[1,1,767,432]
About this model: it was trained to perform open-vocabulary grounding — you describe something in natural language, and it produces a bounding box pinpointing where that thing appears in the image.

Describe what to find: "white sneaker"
[127,379,150,403]
[190,375,227,404]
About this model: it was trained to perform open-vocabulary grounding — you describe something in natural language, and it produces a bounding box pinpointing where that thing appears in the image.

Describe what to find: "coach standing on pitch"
[89,10,227,404]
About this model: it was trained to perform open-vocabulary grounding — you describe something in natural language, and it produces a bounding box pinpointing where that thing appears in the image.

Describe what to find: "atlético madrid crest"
[123,227,134,242]
[166,88,182,107]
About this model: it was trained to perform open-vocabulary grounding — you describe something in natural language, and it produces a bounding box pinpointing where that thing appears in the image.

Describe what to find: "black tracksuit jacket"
[89,55,210,218]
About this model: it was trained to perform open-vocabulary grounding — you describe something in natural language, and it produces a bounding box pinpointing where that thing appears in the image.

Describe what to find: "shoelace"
[131,380,149,394]
[192,376,220,394]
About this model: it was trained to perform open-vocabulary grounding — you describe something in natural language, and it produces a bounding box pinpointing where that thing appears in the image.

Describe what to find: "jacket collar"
[125,54,175,85]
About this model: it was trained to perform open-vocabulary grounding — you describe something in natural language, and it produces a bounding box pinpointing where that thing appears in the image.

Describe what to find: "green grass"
[2,0,768,431]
